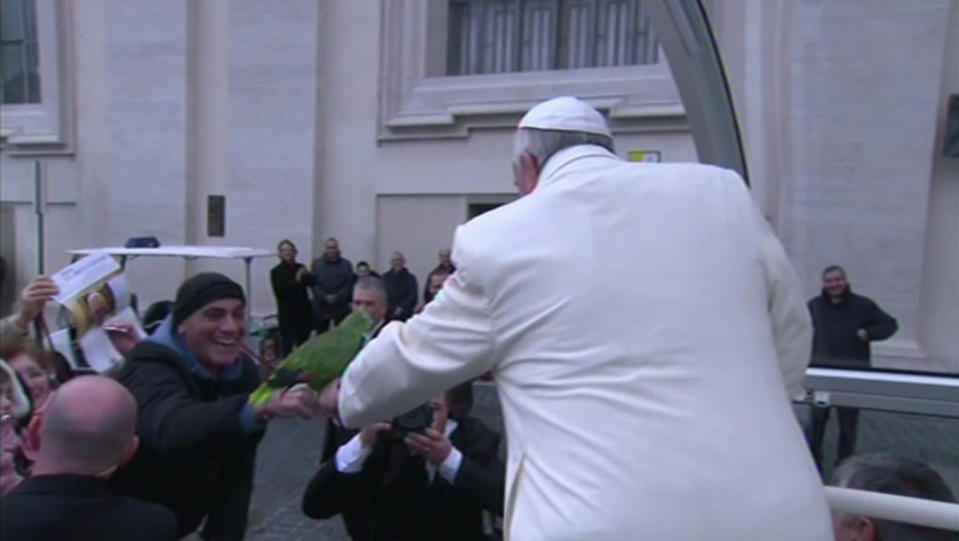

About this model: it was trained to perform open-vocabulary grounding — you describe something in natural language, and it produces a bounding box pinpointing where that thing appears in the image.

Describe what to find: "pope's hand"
[318,378,341,420]
[856,329,869,342]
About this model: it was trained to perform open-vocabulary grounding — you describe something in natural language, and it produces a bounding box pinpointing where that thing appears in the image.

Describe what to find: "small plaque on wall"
[628,150,662,162]
[207,195,225,237]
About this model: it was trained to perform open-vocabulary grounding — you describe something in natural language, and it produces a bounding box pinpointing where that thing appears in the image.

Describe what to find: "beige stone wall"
[1,0,955,372]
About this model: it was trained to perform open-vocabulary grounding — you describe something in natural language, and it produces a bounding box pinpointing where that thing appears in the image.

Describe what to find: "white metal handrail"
[825,486,959,531]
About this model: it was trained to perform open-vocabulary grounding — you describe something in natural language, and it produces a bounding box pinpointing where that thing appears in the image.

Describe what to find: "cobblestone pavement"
[245,417,348,541]
[245,384,959,540]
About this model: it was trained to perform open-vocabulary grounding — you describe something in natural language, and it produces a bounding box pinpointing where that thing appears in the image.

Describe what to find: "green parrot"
[249,311,373,406]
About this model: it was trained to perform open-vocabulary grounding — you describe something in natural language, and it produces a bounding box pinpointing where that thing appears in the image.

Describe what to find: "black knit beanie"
[173,272,246,325]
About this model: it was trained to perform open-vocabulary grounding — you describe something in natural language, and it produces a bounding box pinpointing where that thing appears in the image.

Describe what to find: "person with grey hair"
[1,376,178,541]
[311,237,354,334]
[832,453,957,541]
[327,95,830,539]
[352,275,389,334]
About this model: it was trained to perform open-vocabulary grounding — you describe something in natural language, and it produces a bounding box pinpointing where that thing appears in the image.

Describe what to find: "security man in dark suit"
[302,382,505,541]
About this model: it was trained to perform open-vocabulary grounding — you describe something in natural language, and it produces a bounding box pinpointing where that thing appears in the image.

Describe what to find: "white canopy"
[66,245,276,304]
[68,245,274,260]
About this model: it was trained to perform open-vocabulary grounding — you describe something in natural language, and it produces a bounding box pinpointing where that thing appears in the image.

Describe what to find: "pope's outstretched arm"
[338,229,496,428]
[758,211,813,400]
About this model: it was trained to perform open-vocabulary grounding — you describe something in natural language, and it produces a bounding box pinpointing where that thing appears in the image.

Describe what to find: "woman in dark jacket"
[270,239,316,356]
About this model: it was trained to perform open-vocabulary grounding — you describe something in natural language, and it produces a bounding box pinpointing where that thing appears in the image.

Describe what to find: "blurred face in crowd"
[438,249,452,267]
[390,252,405,271]
[823,269,848,299]
[356,263,371,278]
[8,353,52,407]
[429,394,449,434]
[278,242,297,264]
[324,239,340,261]
[179,298,246,371]
[428,273,448,299]
[352,287,387,326]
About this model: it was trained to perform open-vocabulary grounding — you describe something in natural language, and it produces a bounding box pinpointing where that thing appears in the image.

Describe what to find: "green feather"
[249,311,372,405]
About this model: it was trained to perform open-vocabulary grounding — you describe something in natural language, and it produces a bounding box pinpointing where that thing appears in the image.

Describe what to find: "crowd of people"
[269,238,455,356]
[0,96,955,541]
[0,262,497,540]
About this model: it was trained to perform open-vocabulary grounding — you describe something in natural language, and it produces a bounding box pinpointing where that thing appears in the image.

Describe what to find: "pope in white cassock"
[335,96,833,540]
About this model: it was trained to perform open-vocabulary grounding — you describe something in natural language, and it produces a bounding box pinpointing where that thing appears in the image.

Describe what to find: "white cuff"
[438,446,463,484]
[334,434,373,474]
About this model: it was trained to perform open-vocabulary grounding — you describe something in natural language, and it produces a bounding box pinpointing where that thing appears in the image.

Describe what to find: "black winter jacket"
[382,268,418,322]
[111,340,263,541]
[271,261,316,335]
[807,288,898,368]
[311,256,354,319]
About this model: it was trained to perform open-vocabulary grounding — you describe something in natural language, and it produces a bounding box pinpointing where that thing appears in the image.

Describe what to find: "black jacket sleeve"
[862,299,898,341]
[333,260,355,304]
[447,421,506,516]
[301,270,317,287]
[301,458,362,519]
[423,271,432,304]
[400,274,418,316]
[310,259,330,295]
[272,265,315,301]
[121,361,252,459]
[303,423,368,519]
[200,442,258,541]
[270,266,288,300]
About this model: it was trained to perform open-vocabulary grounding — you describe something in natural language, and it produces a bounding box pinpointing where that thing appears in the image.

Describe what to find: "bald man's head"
[34,376,138,476]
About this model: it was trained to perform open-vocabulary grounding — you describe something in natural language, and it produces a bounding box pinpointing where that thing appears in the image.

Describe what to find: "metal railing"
[826,486,959,532]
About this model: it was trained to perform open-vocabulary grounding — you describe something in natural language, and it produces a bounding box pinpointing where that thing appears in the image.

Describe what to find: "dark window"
[447,0,659,75]
[1,0,41,104]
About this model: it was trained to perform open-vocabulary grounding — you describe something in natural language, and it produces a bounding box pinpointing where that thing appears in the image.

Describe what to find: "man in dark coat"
[111,273,324,540]
[382,251,418,322]
[422,248,455,304]
[806,265,898,466]
[311,237,354,333]
[2,376,178,541]
[302,382,505,541]
[271,239,316,356]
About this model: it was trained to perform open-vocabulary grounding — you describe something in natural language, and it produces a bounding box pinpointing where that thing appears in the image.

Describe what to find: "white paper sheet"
[52,253,121,304]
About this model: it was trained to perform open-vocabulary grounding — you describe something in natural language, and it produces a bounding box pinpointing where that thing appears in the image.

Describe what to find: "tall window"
[447,0,659,75]
[1,0,41,104]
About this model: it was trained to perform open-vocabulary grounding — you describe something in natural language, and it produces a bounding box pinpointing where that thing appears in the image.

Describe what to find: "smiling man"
[112,273,324,540]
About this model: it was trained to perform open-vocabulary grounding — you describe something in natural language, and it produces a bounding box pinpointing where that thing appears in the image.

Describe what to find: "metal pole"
[825,486,959,532]
[33,161,45,274]
[243,256,253,325]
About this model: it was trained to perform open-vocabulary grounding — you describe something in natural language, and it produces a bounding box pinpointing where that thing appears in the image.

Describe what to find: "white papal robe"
[339,145,832,540]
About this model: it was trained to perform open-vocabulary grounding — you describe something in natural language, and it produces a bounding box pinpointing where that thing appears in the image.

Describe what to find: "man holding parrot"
[112,273,328,541]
